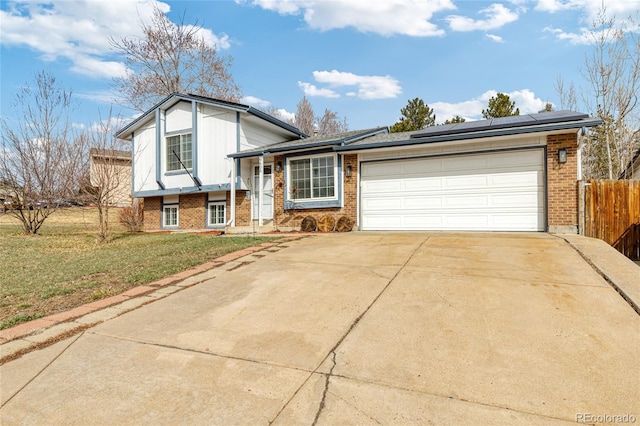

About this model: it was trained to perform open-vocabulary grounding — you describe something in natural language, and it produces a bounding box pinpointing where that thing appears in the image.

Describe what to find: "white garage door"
[361,149,545,231]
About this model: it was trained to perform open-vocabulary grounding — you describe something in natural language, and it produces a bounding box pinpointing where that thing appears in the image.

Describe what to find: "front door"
[253,164,273,220]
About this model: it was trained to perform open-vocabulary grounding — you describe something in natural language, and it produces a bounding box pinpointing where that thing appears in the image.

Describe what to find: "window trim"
[163,204,179,228]
[286,153,338,203]
[207,201,226,228]
[165,131,193,172]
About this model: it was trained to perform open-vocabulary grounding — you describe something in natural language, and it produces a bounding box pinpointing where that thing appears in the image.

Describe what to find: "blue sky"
[1,0,639,131]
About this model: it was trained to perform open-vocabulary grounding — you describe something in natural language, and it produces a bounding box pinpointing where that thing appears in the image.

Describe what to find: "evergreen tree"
[482,93,520,119]
[390,98,435,132]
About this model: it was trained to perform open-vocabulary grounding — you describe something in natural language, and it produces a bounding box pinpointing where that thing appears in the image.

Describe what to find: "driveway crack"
[312,352,336,426]
[272,237,431,424]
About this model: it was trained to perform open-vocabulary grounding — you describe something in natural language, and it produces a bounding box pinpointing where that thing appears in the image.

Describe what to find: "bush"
[119,202,144,232]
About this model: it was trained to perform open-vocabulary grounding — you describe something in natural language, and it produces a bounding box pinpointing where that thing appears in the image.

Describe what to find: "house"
[117,93,601,234]
[89,148,133,206]
[620,148,640,179]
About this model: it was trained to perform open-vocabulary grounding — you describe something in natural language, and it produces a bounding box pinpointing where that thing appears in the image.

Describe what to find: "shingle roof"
[229,127,389,158]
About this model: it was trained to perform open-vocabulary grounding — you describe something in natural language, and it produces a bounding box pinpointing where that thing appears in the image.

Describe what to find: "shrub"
[119,202,144,232]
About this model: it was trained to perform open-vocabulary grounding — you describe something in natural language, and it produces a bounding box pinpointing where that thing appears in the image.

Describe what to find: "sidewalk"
[0,235,308,364]
[559,234,640,315]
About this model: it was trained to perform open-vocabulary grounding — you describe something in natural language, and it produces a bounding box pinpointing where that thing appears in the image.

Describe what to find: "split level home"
[115,93,601,234]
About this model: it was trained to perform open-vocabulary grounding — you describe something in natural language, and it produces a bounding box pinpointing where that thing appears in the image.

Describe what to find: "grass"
[0,207,278,330]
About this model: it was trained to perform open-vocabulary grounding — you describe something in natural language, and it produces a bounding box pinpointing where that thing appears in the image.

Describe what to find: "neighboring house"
[89,148,133,206]
[620,148,640,179]
[117,93,601,234]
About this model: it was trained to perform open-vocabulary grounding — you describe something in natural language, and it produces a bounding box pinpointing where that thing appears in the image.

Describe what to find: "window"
[166,133,192,172]
[163,205,178,227]
[289,155,335,200]
[208,202,226,226]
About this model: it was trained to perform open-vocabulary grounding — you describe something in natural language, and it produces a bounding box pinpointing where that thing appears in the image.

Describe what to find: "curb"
[558,235,640,316]
[0,235,309,364]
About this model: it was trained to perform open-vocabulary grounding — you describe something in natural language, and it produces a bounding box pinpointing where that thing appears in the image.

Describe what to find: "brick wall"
[547,133,579,233]
[229,190,251,226]
[272,154,358,230]
[143,196,161,231]
[180,193,206,229]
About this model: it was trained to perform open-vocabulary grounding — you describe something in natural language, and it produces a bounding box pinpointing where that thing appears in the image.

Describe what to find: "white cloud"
[535,0,640,19]
[299,70,402,100]
[486,33,504,42]
[298,82,341,98]
[0,1,230,80]
[536,0,640,43]
[431,89,549,123]
[183,25,231,50]
[446,3,519,32]
[244,0,456,36]
[242,95,271,108]
[273,108,296,122]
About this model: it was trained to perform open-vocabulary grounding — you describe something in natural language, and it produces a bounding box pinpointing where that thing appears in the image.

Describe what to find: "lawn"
[0,207,278,329]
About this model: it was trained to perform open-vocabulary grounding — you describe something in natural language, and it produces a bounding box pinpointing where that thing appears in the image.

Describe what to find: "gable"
[165,101,193,133]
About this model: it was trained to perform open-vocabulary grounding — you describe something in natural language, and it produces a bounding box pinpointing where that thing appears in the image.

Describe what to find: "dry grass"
[0,207,277,329]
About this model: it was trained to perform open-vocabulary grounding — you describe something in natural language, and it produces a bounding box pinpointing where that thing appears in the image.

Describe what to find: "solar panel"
[411,110,590,139]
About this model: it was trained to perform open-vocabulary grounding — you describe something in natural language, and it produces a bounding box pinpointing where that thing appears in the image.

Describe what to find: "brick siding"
[547,133,578,232]
[143,196,161,231]
[273,154,358,230]
[179,193,206,229]
[229,190,251,226]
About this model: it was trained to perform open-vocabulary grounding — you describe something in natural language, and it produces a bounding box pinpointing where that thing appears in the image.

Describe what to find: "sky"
[1,0,639,132]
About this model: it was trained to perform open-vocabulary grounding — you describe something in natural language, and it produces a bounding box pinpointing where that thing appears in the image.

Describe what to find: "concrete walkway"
[1,232,638,424]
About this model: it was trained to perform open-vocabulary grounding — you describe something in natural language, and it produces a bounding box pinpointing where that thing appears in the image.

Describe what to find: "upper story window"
[166,133,192,172]
[288,154,336,201]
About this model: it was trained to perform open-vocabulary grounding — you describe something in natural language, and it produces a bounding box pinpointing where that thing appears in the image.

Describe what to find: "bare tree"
[581,9,640,179]
[111,6,241,112]
[83,109,132,242]
[317,109,349,135]
[554,75,578,111]
[292,96,316,135]
[0,71,87,234]
[290,96,349,136]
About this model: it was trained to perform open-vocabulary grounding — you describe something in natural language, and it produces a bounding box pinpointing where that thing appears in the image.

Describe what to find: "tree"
[482,93,520,119]
[0,71,87,234]
[580,8,640,179]
[539,102,554,113]
[83,109,132,242]
[111,6,241,112]
[390,98,436,132]
[443,115,466,124]
[289,96,348,136]
[554,75,578,111]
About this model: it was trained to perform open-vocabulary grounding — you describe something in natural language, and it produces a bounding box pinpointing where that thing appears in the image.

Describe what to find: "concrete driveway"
[1,232,639,424]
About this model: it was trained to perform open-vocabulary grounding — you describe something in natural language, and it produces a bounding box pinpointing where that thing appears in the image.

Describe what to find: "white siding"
[360,135,545,163]
[198,105,236,186]
[165,101,192,133]
[133,120,157,193]
[240,119,291,151]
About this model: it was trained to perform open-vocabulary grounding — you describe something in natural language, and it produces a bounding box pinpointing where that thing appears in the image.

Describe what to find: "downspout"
[229,157,236,227]
[258,155,264,226]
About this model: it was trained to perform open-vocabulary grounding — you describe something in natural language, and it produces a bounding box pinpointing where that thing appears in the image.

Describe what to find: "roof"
[229,127,389,158]
[411,110,590,138]
[115,93,306,139]
[620,148,640,179]
[90,148,131,161]
[335,111,602,152]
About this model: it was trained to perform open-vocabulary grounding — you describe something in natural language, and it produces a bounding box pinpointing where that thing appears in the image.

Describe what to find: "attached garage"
[360,148,545,231]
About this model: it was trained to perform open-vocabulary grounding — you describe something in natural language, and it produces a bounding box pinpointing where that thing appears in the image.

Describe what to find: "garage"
[360,149,545,231]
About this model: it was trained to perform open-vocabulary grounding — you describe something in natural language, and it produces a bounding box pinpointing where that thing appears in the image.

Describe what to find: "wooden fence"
[584,179,640,260]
